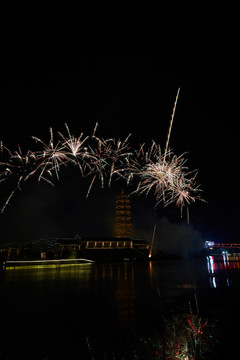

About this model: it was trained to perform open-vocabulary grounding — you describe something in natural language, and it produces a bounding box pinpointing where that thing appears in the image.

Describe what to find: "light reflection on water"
[206,255,240,288]
[1,259,240,358]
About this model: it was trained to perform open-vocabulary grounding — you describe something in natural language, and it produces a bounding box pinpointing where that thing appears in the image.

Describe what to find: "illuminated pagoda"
[115,189,134,238]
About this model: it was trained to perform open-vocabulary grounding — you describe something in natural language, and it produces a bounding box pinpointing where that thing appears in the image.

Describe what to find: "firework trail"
[122,87,204,219]
[163,87,180,162]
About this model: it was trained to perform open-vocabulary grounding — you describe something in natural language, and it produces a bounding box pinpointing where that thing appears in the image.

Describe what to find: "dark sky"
[0,56,238,244]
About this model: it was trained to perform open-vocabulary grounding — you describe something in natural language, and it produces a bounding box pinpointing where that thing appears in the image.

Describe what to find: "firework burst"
[0,90,205,217]
[0,144,51,212]
[85,124,132,196]
[125,141,203,217]
[32,127,69,181]
[58,123,90,175]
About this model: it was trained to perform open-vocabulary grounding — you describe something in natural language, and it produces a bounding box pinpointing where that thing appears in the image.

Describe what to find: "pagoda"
[115,189,134,238]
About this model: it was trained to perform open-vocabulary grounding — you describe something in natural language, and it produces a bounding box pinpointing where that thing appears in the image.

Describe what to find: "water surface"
[1,257,240,359]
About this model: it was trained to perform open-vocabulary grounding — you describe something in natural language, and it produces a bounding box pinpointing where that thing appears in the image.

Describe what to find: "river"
[1,256,240,359]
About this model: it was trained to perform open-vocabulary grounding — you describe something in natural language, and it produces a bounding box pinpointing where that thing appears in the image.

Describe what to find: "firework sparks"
[0,119,204,216]
[125,141,204,217]
[32,127,69,181]
[58,123,90,175]
[0,144,52,212]
[83,124,132,195]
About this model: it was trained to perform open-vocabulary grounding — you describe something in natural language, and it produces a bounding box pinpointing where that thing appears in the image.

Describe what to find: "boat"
[4,258,95,270]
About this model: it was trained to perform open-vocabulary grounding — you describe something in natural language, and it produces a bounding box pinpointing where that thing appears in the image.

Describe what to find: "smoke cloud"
[152,217,205,259]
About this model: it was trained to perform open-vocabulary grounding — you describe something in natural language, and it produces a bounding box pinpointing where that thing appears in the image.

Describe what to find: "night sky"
[0,56,238,246]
